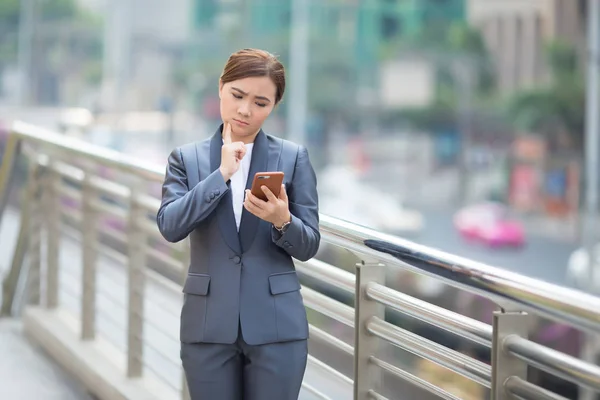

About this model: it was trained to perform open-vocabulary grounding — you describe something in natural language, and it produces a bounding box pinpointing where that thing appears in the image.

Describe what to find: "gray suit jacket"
[157,126,320,346]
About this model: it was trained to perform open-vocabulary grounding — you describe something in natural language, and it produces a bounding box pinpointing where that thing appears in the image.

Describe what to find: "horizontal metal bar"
[57,182,82,202]
[135,194,161,214]
[141,358,182,392]
[137,218,161,237]
[367,390,389,400]
[294,258,355,294]
[44,158,84,183]
[366,282,493,347]
[504,335,600,391]
[44,158,131,201]
[307,354,353,387]
[92,199,128,220]
[99,225,129,246]
[94,242,127,265]
[62,209,82,226]
[90,177,129,200]
[141,339,180,368]
[300,286,354,327]
[144,245,184,277]
[308,324,354,356]
[300,382,332,400]
[369,356,461,400]
[367,316,491,387]
[504,376,569,400]
[319,214,600,334]
[143,268,183,295]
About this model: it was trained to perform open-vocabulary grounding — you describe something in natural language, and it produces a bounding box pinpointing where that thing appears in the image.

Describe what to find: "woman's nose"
[238,104,250,117]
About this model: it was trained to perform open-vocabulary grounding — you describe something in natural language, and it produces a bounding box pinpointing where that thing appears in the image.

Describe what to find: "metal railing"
[1,120,600,400]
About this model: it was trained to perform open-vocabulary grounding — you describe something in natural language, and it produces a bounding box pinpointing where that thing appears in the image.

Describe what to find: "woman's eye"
[232,93,242,99]
[256,103,266,107]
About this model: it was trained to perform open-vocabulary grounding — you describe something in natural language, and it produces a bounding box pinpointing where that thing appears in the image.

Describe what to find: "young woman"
[157,48,320,400]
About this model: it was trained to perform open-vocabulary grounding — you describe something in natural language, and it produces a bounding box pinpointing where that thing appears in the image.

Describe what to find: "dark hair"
[220,48,286,104]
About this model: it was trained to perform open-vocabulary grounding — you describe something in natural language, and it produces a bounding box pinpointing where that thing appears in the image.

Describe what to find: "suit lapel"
[209,126,242,254]
[239,130,273,252]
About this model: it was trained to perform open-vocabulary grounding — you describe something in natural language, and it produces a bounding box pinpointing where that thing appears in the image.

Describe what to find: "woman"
[157,48,320,400]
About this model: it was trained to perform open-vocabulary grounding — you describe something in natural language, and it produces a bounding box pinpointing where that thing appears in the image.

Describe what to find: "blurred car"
[566,243,600,291]
[453,202,525,248]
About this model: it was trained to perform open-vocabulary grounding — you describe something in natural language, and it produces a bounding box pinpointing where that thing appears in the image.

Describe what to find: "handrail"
[319,215,600,334]
[4,120,600,335]
[2,120,600,400]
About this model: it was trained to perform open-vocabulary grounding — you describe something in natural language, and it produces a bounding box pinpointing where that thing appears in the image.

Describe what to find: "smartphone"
[250,172,284,201]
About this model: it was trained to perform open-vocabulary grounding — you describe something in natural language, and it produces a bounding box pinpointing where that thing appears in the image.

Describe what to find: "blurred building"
[467,0,583,93]
[101,0,193,110]
[193,0,464,61]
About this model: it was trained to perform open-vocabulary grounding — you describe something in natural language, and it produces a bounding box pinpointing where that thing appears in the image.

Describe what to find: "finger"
[236,143,247,159]
[278,184,288,201]
[223,122,232,144]
[261,186,278,202]
[244,196,266,217]
[245,190,266,209]
[243,200,260,217]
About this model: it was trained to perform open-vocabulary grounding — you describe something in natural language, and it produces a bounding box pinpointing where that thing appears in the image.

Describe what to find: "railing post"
[45,159,60,309]
[181,240,191,400]
[81,169,97,340]
[127,182,146,378]
[26,157,43,306]
[491,310,531,399]
[354,260,385,400]
[0,151,33,316]
[0,135,22,229]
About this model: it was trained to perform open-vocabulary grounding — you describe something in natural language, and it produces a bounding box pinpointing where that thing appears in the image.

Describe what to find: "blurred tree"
[506,40,585,151]
[0,0,20,76]
[0,0,101,99]
[0,0,82,65]
[41,0,78,20]
[386,22,496,133]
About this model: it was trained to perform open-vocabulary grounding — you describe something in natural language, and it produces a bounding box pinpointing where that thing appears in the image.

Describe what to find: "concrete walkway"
[0,318,93,400]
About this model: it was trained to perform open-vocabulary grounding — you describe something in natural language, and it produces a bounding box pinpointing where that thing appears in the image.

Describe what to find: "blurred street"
[413,206,577,287]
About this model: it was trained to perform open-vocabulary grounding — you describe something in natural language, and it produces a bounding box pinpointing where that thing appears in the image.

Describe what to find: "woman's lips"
[233,119,249,126]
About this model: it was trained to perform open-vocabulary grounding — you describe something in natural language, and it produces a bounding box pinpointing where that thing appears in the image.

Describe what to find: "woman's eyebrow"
[232,87,272,103]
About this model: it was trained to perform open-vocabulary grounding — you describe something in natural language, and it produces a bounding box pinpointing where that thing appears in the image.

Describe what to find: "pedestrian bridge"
[1,121,600,400]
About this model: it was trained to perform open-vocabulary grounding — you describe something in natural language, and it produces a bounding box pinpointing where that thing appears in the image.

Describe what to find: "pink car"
[453,202,525,248]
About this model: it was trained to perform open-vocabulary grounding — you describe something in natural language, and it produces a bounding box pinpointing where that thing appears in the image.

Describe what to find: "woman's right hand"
[219,122,246,182]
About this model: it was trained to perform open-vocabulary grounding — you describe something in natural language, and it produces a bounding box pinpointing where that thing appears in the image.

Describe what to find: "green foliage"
[505,40,585,149]
[0,0,95,68]
[0,0,20,29]
[41,0,78,21]
[387,22,496,133]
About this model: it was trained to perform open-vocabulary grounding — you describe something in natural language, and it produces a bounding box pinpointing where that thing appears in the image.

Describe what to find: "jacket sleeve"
[271,145,320,261]
[157,147,229,242]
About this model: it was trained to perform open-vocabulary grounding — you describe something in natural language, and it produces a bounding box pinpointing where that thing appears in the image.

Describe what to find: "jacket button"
[232,256,241,264]
[210,192,216,199]
[205,195,211,203]
[215,189,220,196]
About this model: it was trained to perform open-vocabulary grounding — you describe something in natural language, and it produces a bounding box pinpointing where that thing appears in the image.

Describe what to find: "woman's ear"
[218,79,224,99]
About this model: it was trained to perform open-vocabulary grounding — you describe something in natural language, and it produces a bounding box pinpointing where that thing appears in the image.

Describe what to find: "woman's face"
[219,76,277,142]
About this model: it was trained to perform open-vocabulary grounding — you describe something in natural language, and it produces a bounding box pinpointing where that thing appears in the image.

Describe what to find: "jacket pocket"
[268,271,301,295]
[183,273,210,295]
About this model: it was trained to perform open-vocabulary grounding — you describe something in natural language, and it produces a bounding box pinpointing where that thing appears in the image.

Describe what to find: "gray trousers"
[181,327,308,400]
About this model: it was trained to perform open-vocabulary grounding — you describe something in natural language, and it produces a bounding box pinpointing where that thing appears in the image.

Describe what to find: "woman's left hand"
[244,184,291,228]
